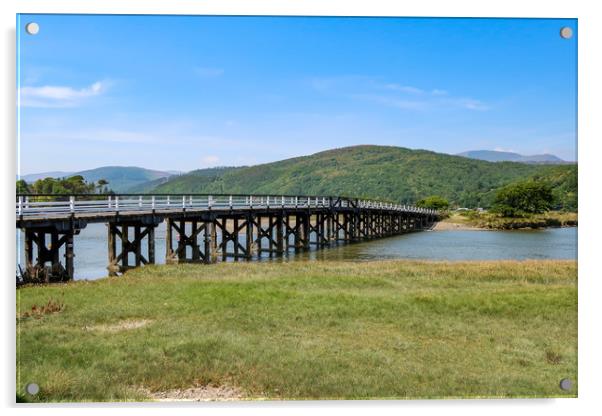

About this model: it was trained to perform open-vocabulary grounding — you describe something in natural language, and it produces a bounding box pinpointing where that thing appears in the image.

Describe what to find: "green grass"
[16,260,577,401]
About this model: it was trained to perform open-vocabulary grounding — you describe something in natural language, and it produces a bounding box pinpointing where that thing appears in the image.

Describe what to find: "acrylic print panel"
[16,14,577,402]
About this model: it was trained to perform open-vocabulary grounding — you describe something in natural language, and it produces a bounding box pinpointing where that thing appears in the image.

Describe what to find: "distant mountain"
[152,145,577,210]
[20,171,74,182]
[21,166,175,192]
[457,150,566,164]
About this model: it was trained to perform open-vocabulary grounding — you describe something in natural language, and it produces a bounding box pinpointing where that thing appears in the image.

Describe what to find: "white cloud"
[200,155,220,167]
[310,76,489,112]
[449,98,490,111]
[431,89,448,96]
[195,67,224,78]
[19,81,108,108]
[351,94,426,110]
[385,84,424,95]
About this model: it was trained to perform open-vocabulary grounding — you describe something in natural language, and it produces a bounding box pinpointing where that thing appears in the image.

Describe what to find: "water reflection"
[16,224,577,281]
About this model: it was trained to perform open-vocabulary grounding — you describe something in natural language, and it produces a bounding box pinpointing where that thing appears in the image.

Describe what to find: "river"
[16,224,577,281]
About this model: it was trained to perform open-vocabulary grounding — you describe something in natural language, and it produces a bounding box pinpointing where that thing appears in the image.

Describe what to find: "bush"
[416,195,450,211]
[492,180,554,217]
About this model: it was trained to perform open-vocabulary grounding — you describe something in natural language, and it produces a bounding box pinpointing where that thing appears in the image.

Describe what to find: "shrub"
[416,195,450,211]
[492,180,554,217]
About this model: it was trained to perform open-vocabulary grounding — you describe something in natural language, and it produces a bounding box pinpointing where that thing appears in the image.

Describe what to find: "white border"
[2,1,600,415]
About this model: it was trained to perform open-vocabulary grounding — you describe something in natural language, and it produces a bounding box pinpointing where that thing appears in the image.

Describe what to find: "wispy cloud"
[350,94,427,110]
[441,97,490,111]
[200,155,220,167]
[309,75,489,112]
[494,146,516,152]
[19,81,108,108]
[384,84,425,95]
[194,67,224,78]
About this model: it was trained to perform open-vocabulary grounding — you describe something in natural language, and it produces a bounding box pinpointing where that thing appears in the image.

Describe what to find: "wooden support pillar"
[210,220,218,263]
[316,213,323,246]
[108,224,117,275]
[148,225,155,264]
[221,218,228,261]
[24,230,33,270]
[108,221,157,275]
[246,215,254,259]
[256,215,263,254]
[22,226,78,283]
[50,232,59,265]
[191,221,201,261]
[122,225,129,269]
[178,220,186,262]
[302,213,310,249]
[352,212,359,241]
[276,214,284,254]
[284,215,291,250]
[233,218,240,260]
[64,231,74,280]
[203,221,211,263]
[268,214,275,257]
[166,218,174,263]
[134,225,142,267]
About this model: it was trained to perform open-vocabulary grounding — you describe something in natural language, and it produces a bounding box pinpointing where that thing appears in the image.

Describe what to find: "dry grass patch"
[140,384,245,402]
[85,319,152,333]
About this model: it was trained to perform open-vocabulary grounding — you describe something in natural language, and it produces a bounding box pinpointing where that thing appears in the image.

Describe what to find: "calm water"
[16,224,577,281]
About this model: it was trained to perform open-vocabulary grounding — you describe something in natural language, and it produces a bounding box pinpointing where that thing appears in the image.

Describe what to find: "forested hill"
[152,145,577,209]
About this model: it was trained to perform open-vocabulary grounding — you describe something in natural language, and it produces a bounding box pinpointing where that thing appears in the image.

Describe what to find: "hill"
[153,145,577,209]
[457,150,566,164]
[73,166,174,192]
[126,167,241,193]
[22,166,175,192]
[151,166,244,193]
[20,171,74,182]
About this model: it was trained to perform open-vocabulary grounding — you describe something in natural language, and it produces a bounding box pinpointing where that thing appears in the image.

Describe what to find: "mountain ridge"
[457,150,567,164]
[151,145,576,209]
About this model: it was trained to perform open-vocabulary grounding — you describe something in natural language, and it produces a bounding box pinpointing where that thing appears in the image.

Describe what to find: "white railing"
[16,195,438,219]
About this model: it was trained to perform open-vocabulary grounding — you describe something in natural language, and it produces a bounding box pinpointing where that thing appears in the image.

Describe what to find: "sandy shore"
[432,221,482,231]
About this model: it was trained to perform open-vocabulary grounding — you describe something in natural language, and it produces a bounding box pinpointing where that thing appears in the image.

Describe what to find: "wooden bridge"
[16,194,439,283]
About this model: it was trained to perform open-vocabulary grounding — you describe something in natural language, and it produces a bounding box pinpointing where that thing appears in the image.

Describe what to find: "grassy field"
[443,211,578,230]
[16,260,577,402]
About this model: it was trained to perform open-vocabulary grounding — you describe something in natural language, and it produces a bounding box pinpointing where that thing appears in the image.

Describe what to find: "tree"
[16,179,30,194]
[416,195,449,211]
[96,179,109,194]
[492,180,554,217]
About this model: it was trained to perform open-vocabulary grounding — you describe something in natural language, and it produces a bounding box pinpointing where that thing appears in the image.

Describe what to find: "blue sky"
[17,15,577,174]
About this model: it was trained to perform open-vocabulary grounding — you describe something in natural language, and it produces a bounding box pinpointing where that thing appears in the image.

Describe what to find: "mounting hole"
[25,22,40,35]
[25,382,39,395]
[560,27,573,39]
[559,378,573,391]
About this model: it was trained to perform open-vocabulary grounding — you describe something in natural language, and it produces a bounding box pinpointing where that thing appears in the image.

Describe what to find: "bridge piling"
[22,226,77,283]
[16,194,438,283]
[108,220,158,274]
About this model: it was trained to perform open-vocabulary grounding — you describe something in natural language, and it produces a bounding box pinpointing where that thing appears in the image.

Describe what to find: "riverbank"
[17,260,577,402]
[435,211,578,231]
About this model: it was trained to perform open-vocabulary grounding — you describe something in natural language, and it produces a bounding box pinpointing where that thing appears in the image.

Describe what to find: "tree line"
[16,176,112,195]
[417,179,561,218]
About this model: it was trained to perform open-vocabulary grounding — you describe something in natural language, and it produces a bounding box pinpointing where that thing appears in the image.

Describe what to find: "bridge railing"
[16,194,438,218]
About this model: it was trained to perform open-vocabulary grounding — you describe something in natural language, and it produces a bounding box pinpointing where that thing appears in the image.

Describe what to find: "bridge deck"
[16,194,435,228]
